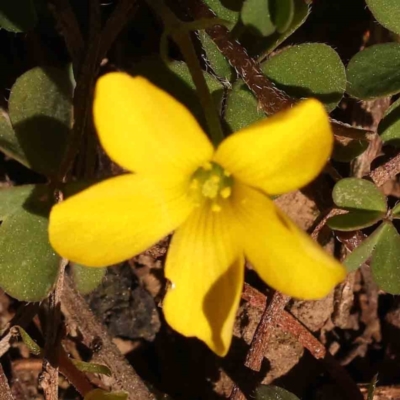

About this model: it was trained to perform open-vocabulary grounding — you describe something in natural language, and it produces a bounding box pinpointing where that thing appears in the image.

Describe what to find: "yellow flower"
[49,73,346,356]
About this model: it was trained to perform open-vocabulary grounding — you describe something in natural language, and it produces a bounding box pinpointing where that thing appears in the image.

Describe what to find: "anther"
[220,187,231,199]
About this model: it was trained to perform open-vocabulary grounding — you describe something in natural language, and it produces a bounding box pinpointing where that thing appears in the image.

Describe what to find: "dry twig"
[0,363,14,400]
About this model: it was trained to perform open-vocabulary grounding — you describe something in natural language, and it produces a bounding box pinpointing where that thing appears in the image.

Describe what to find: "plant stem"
[146,0,225,146]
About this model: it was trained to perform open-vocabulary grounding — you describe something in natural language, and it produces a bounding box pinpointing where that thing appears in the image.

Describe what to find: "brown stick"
[61,275,154,400]
[240,287,363,400]
[244,291,290,371]
[47,0,84,68]
[40,260,67,400]
[370,152,400,187]
[0,363,14,400]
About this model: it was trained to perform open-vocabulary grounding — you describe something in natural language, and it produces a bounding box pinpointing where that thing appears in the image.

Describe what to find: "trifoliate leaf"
[0,185,60,301]
[366,0,400,35]
[347,43,400,99]
[224,81,265,132]
[8,66,73,176]
[327,211,384,232]
[344,224,387,272]
[371,222,400,294]
[241,0,275,37]
[332,178,387,212]
[262,43,346,111]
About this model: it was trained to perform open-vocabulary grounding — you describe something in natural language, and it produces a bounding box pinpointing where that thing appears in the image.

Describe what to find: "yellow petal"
[232,183,346,299]
[49,174,193,267]
[214,99,333,195]
[163,204,243,356]
[93,73,213,181]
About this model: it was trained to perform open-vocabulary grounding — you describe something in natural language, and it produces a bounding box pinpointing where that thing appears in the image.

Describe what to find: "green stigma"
[189,162,233,212]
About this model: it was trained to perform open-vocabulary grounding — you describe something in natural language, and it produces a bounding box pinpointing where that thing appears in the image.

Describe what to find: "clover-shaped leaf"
[204,0,241,25]
[378,98,400,145]
[262,43,346,111]
[254,0,309,57]
[3,66,73,176]
[366,0,400,35]
[371,222,400,294]
[0,0,37,32]
[0,185,60,301]
[224,81,265,133]
[198,31,233,82]
[328,178,386,231]
[332,178,386,212]
[272,0,294,33]
[347,43,400,100]
[255,385,300,400]
[332,139,369,162]
[241,0,275,37]
[344,223,388,272]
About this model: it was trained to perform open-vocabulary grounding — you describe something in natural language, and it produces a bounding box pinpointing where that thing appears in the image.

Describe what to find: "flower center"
[189,162,233,212]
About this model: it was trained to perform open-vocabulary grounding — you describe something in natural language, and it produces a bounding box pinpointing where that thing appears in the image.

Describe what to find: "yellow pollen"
[220,187,231,199]
[224,170,231,177]
[211,203,222,212]
[202,178,219,199]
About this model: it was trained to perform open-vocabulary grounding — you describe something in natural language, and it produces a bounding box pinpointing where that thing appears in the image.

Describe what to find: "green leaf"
[0,0,37,32]
[255,0,309,57]
[84,389,128,400]
[366,0,400,35]
[378,97,400,144]
[71,360,111,376]
[71,263,106,295]
[332,178,387,212]
[332,139,369,162]
[271,0,294,33]
[327,210,384,232]
[8,66,73,176]
[241,0,275,37]
[0,185,60,301]
[198,31,233,82]
[224,81,265,133]
[392,201,400,217]
[0,185,40,220]
[0,112,29,168]
[347,43,400,100]
[255,385,300,400]
[203,0,241,25]
[344,223,387,272]
[371,222,400,294]
[262,43,346,111]
[14,326,41,355]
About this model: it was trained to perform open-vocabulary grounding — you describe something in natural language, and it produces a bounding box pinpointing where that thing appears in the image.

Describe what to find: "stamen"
[220,187,231,199]
[189,162,234,210]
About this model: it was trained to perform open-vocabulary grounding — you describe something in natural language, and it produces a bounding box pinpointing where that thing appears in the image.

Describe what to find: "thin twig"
[0,363,14,400]
[61,275,154,400]
[370,152,400,187]
[47,0,84,68]
[99,0,138,60]
[240,286,364,400]
[40,260,68,400]
[244,291,290,371]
